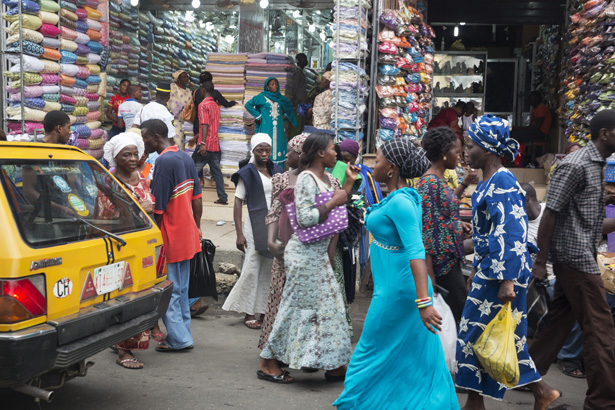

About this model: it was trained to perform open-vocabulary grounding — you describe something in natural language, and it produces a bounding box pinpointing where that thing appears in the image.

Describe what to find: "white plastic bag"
[434,293,457,373]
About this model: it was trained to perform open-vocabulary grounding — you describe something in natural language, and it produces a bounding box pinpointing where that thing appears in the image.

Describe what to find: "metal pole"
[334,0,340,141]
[18,0,25,136]
[366,0,380,153]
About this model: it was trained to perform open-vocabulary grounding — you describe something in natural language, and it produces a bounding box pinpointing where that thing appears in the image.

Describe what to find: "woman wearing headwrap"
[334,138,459,410]
[169,70,192,149]
[222,134,284,329]
[257,133,308,364]
[100,132,157,370]
[456,115,560,410]
[245,77,298,165]
[259,133,359,384]
[311,71,333,131]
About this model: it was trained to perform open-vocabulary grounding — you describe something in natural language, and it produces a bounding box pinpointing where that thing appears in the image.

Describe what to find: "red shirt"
[531,103,552,136]
[428,108,461,136]
[109,94,128,127]
[198,96,221,152]
[151,146,203,263]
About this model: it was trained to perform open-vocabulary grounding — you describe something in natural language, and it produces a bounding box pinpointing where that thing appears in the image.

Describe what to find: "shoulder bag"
[180,89,197,123]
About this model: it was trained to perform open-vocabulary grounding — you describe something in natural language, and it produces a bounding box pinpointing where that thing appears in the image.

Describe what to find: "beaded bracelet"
[415,297,433,309]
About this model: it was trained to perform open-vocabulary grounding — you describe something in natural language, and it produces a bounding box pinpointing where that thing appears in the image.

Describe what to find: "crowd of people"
[25,65,615,410]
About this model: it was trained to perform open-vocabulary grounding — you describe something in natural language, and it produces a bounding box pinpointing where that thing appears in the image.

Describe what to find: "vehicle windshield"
[0,159,151,247]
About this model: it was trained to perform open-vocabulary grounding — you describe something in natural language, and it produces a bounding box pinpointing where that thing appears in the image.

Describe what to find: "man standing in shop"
[529,109,615,410]
[141,118,202,353]
[286,53,308,139]
[193,81,227,206]
[510,90,552,142]
[427,100,466,139]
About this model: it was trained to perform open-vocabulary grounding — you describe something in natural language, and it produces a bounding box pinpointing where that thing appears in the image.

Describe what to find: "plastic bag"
[526,278,550,337]
[188,239,218,300]
[434,294,456,373]
[473,301,520,387]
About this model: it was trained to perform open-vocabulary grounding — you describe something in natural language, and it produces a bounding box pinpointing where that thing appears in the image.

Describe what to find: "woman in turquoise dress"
[245,77,297,165]
[334,138,460,410]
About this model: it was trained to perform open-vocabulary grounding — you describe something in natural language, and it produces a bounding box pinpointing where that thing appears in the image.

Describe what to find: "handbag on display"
[285,171,348,244]
[180,89,197,123]
[188,239,218,300]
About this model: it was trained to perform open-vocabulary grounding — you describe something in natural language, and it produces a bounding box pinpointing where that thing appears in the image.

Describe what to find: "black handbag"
[527,278,550,336]
[188,239,218,300]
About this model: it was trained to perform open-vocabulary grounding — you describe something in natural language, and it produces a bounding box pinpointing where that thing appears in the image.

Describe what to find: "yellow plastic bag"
[473,301,520,387]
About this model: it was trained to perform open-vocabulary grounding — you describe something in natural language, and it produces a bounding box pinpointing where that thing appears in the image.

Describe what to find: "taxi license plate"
[93,262,126,295]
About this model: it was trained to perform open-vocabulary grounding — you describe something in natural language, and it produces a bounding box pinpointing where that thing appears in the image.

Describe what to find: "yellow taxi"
[0,142,172,401]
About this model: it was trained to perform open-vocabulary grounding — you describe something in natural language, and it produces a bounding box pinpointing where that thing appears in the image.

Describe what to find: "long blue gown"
[333,188,459,410]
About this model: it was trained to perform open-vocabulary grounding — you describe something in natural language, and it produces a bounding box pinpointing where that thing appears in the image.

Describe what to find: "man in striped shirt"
[193,81,228,205]
[142,119,203,352]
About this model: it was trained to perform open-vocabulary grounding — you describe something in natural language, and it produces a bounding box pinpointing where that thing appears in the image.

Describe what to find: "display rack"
[432,50,487,116]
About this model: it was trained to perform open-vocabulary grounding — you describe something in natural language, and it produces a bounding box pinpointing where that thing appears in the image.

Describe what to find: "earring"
[387,170,394,178]
[443,156,447,161]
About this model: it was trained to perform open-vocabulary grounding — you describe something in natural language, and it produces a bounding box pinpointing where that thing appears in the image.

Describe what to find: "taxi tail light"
[155,245,166,278]
[0,275,47,324]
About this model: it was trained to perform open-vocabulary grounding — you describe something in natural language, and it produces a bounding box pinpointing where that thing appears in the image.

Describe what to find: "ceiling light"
[229,25,236,29]
[192,0,200,8]
[459,22,466,25]
[454,26,459,37]
[199,21,206,28]
[259,0,268,8]
[316,10,320,14]
[293,10,300,18]
[308,24,315,33]
[225,34,234,42]
[130,0,138,6]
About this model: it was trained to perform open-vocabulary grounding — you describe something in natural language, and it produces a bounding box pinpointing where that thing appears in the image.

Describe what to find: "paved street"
[2,293,586,410]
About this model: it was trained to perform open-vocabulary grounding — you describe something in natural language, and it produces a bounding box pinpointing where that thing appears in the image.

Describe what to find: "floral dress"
[455,167,540,399]
[168,83,192,148]
[260,171,352,370]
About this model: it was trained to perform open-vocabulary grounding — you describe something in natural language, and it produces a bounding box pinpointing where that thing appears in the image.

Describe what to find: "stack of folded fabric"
[244,53,294,103]
[137,10,154,102]
[218,105,253,173]
[206,53,248,102]
[3,0,62,140]
[374,6,435,146]
[558,0,614,146]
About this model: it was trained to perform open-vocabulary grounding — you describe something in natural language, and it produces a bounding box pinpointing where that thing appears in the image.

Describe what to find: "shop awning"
[429,0,567,26]
[140,0,334,10]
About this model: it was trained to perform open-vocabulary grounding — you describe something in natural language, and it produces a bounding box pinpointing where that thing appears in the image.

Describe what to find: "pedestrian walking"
[133,82,176,142]
[222,133,284,328]
[141,119,202,352]
[417,127,473,323]
[529,109,615,410]
[455,114,560,410]
[259,133,358,383]
[334,138,459,410]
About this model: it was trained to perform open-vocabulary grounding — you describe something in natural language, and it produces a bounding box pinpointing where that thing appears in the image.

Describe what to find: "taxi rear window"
[0,159,151,247]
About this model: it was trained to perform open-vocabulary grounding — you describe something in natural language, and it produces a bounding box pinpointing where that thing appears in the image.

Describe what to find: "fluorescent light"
[308,24,315,33]
[192,0,200,8]
[459,22,466,25]
[259,0,268,8]
[316,10,320,14]
[454,26,459,37]
[130,0,138,6]
[229,25,236,29]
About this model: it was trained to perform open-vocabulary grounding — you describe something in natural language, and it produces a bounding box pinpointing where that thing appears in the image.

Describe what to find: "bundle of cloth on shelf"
[375,4,435,146]
[206,53,248,102]
[244,52,294,103]
[218,105,254,172]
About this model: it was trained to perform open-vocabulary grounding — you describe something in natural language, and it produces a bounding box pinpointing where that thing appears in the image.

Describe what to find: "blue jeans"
[162,260,193,349]
[192,149,227,202]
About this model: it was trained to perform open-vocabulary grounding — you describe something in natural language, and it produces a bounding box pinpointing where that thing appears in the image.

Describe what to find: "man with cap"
[133,82,176,141]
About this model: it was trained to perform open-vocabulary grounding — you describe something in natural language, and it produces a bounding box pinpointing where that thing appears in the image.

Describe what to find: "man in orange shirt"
[511,91,552,142]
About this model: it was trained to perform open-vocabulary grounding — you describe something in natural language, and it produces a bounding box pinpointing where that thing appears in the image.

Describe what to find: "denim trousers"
[162,260,193,349]
[192,149,227,202]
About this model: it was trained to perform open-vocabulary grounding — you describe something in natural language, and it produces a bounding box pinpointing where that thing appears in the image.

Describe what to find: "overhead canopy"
[140,0,333,11]
[429,0,567,25]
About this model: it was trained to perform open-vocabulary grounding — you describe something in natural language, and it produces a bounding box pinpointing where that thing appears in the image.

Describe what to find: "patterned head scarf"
[468,114,519,161]
[288,132,309,154]
[381,138,431,179]
[172,70,187,82]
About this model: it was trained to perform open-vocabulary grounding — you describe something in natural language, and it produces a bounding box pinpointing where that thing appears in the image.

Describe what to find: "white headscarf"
[103,132,145,168]
[249,133,272,164]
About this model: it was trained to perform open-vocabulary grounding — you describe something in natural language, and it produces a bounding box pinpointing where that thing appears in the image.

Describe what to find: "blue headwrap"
[468,114,519,161]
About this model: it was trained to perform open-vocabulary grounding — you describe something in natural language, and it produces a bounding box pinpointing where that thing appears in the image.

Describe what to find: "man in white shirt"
[522,182,545,246]
[118,85,143,131]
[133,82,176,140]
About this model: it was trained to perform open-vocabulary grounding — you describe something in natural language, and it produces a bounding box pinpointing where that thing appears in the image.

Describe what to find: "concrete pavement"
[2,294,587,409]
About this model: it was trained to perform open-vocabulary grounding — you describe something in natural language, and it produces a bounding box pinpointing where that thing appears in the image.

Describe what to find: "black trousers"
[435,262,467,325]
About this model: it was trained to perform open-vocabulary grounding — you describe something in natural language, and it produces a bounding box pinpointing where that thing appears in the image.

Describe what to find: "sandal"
[214,199,228,205]
[152,332,166,343]
[109,344,119,354]
[116,358,144,370]
[244,319,261,329]
[155,342,194,353]
[256,370,295,384]
[324,371,346,382]
[557,360,586,378]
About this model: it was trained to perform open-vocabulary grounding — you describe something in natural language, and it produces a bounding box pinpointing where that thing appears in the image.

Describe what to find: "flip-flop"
[558,360,586,378]
[256,370,294,384]
[151,332,166,343]
[109,344,119,354]
[324,372,345,382]
[155,343,194,353]
[244,319,261,329]
[116,358,144,370]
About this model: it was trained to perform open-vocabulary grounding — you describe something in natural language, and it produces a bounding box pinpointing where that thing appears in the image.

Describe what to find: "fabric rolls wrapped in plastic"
[60,50,78,63]
[6,40,44,56]
[6,29,44,44]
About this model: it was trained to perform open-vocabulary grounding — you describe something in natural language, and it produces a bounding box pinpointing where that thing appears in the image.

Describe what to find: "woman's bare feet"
[529,380,561,410]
